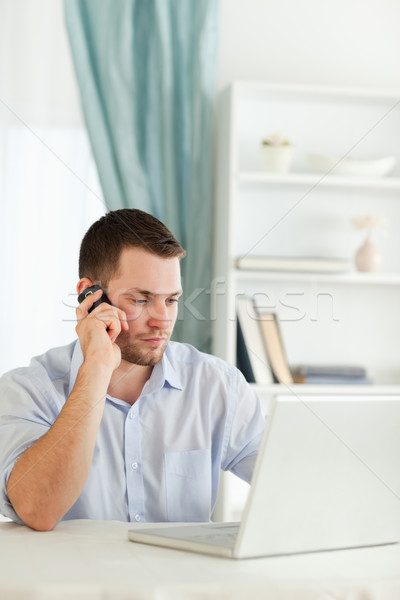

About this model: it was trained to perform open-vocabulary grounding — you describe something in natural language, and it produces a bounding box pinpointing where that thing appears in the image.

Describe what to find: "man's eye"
[133,298,148,305]
[166,298,180,305]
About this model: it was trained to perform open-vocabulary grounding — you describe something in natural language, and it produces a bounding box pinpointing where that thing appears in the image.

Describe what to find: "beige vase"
[355,237,381,272]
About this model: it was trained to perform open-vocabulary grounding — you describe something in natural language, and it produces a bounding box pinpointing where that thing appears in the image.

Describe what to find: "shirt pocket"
[164,449,212,522]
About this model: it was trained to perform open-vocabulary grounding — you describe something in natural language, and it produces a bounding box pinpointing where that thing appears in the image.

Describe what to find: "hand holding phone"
[76,283,128,371]
[78,284,112,313]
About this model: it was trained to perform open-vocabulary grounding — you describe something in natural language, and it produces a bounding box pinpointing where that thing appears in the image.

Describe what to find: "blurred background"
[1,0,399,373]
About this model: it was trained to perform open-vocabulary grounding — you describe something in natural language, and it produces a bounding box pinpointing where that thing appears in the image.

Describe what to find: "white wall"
[0,0,83,125]
[0,0,104,373]
[217,0,400,92]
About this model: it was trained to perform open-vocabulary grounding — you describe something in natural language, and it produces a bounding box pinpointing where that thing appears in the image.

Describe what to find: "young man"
[0,209,264,530]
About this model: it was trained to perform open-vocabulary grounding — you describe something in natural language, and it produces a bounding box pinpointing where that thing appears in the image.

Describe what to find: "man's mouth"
[140,336,168,347]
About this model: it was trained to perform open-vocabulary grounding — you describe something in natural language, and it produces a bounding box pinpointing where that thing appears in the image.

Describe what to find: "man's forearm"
[6,361,112,531]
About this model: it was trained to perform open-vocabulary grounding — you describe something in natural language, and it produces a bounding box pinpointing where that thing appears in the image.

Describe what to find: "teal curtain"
[64,0,218,353]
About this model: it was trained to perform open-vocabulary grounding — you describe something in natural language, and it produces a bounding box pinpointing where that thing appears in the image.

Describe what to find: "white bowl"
[307,153,396,178]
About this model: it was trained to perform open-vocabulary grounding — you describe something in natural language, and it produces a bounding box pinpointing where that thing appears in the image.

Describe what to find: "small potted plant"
[261,132,294,173]
[351,214,386,272]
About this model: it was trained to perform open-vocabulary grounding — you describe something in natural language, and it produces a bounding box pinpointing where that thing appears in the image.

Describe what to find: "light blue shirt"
[0,340,264,524]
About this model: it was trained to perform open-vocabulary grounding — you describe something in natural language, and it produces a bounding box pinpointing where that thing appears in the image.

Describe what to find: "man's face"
[106,247,182,366]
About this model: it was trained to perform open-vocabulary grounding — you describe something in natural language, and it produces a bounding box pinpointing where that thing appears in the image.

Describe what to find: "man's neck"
[107,360,153,406]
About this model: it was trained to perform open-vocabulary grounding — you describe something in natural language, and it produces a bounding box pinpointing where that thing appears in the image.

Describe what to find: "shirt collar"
[68,340,183,396]
[151,344,183,392]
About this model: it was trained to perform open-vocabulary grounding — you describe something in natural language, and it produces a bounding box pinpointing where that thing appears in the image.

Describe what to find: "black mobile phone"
[77,284,112,313]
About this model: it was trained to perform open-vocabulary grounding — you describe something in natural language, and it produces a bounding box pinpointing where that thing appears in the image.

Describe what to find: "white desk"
[1,519,400,599]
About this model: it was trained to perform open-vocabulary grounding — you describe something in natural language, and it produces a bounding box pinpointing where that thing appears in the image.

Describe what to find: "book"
[236,320,256,383]
[292,364,367,380]
[236,255,351,273]
[257,311,294,384]
[236,297,273,385]
[292,364,372,384]
[292,375,373,385]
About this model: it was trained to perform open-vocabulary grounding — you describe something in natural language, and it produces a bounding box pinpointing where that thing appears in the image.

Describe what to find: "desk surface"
[1,519,400,599]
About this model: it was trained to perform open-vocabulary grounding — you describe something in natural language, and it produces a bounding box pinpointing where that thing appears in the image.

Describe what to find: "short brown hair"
[79,208,186,288]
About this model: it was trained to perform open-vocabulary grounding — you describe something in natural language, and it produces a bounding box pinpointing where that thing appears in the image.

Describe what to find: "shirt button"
[135,514,141,522]
[131,462,138,470]
[129,413,135,419]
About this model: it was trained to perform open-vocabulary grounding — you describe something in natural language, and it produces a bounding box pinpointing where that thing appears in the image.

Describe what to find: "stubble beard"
[116,330,170,366]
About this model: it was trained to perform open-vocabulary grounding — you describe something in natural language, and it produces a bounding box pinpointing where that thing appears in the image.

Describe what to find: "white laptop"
[128,395,400,559]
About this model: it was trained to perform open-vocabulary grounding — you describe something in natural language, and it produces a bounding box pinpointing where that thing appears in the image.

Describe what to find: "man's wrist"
[77,359,114,389]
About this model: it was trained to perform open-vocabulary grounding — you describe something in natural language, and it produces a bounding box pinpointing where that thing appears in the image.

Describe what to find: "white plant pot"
[355,237,382,272]
[261,145,294,174]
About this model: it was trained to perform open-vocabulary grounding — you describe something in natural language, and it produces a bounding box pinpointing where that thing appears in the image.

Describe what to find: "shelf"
[233,80,400,104]
[236,171,400,191]
[233,268,400,286]
[249,383,400,418]
[252,383,400,395]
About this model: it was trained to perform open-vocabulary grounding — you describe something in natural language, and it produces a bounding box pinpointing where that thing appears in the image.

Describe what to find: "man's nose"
[147,301,170,329]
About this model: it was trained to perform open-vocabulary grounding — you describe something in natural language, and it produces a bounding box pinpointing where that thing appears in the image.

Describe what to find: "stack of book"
[291,365,372,385]
[236,255,351,274]
[236,296,372,386]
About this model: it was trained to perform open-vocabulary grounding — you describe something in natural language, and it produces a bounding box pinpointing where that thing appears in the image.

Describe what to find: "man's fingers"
[94,307,127,341]
[76,289,103,319]
[76,293,129,344]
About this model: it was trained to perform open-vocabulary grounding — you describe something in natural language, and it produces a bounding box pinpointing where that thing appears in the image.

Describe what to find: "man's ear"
[76,278,96,296]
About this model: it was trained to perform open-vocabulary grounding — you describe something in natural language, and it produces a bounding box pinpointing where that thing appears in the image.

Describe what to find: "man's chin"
[121,352,163,367]
[118,340,169,367]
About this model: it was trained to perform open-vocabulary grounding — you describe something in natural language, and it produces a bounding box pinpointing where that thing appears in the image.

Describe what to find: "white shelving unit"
[212,81,400,521]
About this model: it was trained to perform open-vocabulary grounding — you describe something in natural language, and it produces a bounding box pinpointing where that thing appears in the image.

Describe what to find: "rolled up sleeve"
[0,368,59,521]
